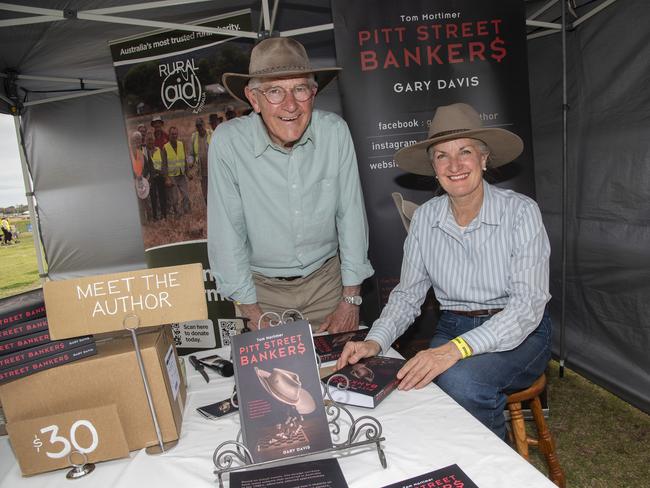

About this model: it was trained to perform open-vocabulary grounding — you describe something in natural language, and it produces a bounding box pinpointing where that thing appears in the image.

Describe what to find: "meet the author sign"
[44,264,207,339]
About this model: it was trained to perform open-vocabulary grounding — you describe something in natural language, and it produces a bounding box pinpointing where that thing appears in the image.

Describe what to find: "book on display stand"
[231,319,332,463]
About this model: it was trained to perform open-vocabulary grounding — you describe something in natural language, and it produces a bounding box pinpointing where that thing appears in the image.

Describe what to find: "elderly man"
[208,37,373,332]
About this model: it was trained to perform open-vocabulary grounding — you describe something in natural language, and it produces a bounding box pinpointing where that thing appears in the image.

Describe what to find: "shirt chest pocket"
[309,177,337,223]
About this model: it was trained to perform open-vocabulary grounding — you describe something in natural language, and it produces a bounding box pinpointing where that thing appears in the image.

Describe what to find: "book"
[0,329,52,356]
[381,463,478,488]
[0,335,94,370]
[321,356,406,408]
[229,458,348,488]
[0,288,45,330]
[231,320,332,463]
[313,328,369,363]
[0,342,97,384]
[0,317,48,342]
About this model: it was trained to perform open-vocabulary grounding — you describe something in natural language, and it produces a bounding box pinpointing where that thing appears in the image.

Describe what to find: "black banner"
[332,0,535,326]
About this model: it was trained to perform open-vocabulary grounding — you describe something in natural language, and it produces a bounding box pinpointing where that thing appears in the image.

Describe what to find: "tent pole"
[559,0,568,378]
[528,0,559,21]
[22,87,118,107]
[572,0,619,28]
[0,72,116,86]
[280,23,335,37]
[261,0,271,32]
[12,115,47,283]
[76,11,259,39]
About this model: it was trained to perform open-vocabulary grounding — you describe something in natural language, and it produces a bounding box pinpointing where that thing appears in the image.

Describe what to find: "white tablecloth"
[0,347,555,487]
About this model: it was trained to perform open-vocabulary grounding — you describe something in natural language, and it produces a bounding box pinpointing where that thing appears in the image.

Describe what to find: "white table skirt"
[0,347,555,488]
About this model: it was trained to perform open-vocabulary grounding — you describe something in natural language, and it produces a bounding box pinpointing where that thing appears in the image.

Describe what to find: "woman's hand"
[397,342,462,390]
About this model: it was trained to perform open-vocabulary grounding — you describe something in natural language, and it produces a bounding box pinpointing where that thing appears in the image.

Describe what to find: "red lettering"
[476,20,488,36]
[360,51,378,71]
[416,25,429,41]
[383,49,400,69]
[404,47,421,67]
[426,45,443,65]
[445,23,458,38]
[468,42,486,61]
[358,30,371,46]
[447,43,464,63]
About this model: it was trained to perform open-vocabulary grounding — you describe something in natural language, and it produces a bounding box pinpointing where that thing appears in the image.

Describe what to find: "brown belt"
[271,256,337,282]
[274,275,302,282]
[448,308,503,317]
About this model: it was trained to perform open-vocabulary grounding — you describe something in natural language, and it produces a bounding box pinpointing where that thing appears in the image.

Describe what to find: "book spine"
[0,292,45,329]
[0,336,94,370]
[0,317,48,341]
[0,343,97,384]
[317,351,337,363]
[373,377,400,407]
[0,330,51,356]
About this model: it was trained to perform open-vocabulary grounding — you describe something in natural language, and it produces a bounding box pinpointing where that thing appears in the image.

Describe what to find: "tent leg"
[559,0,568,379]
[13,115,47,282]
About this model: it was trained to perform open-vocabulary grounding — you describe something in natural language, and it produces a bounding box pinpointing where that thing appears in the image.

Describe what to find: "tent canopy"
[1,0,647,414]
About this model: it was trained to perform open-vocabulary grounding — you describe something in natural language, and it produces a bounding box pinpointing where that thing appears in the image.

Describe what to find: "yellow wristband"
[451,337,473,359]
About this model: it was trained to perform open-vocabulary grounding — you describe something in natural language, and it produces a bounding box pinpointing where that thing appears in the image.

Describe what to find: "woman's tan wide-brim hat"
[395,103,524,176]
[222,37,341,105]
[255,367,316,414]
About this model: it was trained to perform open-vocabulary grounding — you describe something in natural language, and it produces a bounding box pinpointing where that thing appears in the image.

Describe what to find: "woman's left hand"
[397,342,462,390]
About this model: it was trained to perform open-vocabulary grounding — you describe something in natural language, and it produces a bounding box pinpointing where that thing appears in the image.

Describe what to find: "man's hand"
[336,340,381,371]
[237,303,273,329]
[396,342,462,391]
[318,301,359,334]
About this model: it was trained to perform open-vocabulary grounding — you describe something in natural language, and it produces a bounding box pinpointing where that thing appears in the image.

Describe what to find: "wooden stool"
[506,374,566,488]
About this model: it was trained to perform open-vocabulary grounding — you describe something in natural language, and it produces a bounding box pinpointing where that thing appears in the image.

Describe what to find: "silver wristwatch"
[343,295,363,306]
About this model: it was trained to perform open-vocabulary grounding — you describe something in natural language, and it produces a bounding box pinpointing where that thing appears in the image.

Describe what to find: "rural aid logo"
[159,58,205,111]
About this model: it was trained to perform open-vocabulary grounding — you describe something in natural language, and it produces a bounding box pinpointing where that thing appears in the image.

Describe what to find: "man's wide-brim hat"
[222,37,341,105]
[395,103,524,176]
[255,367,316,414]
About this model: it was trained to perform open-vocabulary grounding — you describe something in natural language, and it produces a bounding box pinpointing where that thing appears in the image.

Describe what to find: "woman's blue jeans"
[430,309,552,440]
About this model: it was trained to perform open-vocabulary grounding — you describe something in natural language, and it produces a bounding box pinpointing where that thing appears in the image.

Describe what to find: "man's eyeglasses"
[252,84,315,104]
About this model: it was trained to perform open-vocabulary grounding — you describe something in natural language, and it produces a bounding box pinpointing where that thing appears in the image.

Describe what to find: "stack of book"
[0,289,96,385]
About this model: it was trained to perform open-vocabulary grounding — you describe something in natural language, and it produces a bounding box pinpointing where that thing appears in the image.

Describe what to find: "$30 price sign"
[6,405,129,476]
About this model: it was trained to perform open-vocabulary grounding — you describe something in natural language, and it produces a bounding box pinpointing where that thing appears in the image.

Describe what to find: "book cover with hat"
[231,320,332,463]
[314,328,369,363]
[322,356,406,409]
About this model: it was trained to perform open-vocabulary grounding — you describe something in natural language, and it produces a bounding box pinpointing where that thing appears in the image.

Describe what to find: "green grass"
[527,361,650,487]
[0,232,43,299]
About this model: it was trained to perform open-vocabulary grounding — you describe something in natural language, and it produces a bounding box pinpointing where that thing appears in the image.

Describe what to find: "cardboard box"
[0,327,186,475]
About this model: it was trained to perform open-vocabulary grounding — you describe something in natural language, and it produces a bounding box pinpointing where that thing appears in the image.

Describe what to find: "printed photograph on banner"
[110,11,254,250]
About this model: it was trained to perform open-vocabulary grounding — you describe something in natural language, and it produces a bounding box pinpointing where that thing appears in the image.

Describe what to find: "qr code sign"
[171,323,182,346]
[218,319,244,347]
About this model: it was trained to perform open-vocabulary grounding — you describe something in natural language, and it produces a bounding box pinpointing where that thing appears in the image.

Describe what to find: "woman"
[338,103,552,440]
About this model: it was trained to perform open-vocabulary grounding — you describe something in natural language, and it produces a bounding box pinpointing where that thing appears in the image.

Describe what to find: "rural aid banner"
[110,11,254,352]
[332,0,536,328]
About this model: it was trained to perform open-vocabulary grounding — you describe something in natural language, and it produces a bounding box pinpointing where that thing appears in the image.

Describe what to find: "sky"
[0,114,27,208]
